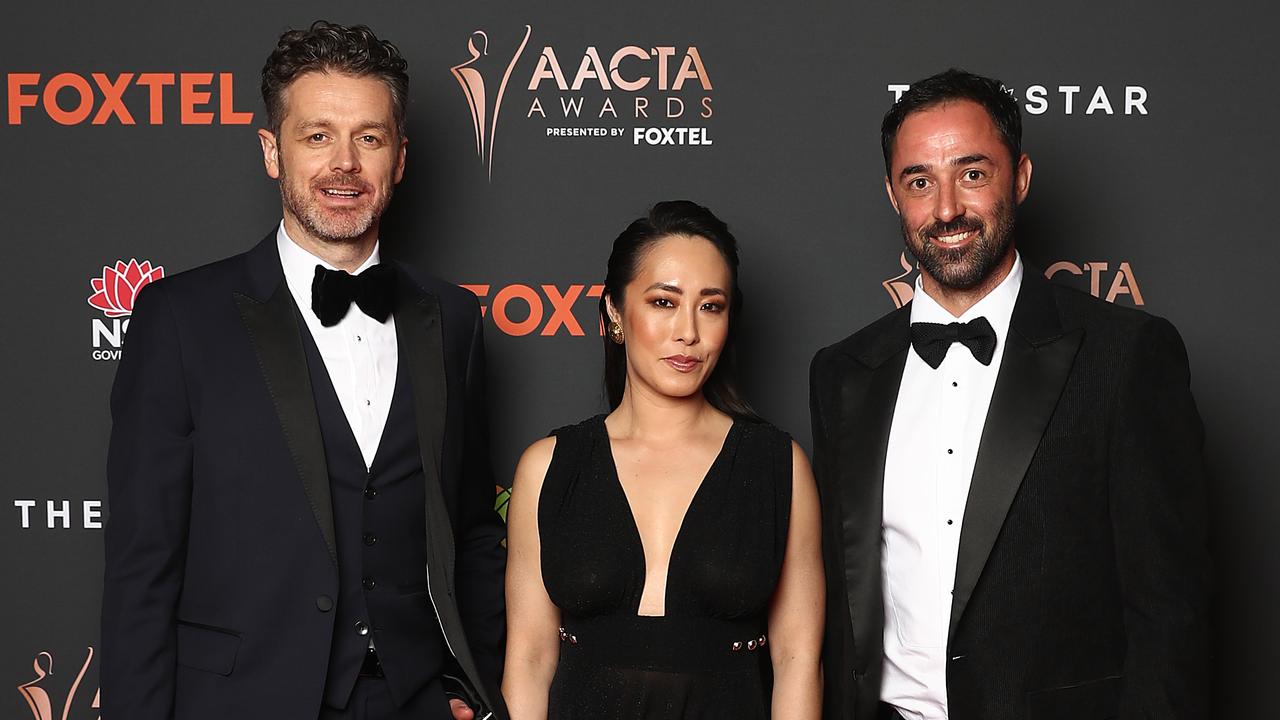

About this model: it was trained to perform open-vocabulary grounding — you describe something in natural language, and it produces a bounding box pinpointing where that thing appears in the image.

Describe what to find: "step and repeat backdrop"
[3,1,1274,717]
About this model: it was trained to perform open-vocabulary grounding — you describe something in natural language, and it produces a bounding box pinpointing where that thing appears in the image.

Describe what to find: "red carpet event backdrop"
[3,2,1273,717]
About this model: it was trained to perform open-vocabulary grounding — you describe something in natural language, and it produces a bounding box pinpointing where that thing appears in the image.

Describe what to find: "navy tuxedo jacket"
[101,234,507,719]
[811,268,1212,719]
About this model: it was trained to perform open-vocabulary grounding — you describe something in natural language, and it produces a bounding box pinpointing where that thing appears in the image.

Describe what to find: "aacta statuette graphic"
[883,252,918,308]
[451,25,531,180]
[18,648,100,720]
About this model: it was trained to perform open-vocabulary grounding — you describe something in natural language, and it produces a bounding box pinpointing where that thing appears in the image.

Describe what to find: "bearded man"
[810,69,1212,720]
[101,21,506,720]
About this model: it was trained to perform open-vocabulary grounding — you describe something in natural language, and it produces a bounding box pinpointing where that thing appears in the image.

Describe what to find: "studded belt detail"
[557,614,768,672]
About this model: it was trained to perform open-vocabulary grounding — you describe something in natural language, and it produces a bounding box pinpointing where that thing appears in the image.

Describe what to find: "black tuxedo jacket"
[810,268,1212,720]
[102,234,507,719]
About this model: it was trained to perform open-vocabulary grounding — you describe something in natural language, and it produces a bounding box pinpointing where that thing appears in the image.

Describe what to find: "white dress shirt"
[880,254,1024,720]
[277,222,398,471]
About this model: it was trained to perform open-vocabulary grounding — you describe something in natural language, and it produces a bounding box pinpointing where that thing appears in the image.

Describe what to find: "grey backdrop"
[4,1,1274,717]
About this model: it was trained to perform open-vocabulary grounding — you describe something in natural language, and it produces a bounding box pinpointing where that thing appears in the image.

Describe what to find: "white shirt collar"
[275,220,381,313]
[909,251,1023,343]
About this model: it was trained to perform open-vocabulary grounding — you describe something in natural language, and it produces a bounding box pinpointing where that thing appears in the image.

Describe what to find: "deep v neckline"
[597,415,739,618]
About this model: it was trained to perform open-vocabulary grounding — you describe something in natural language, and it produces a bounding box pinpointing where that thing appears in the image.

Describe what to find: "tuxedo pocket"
[176,620,242,676]
[1026,674,1121,719]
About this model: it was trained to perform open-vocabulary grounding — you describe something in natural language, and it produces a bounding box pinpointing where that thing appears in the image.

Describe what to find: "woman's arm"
[769,441,825,719]
[501,437,562,720]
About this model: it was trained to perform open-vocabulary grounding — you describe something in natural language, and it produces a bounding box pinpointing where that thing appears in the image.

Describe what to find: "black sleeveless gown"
[538,415,793,719]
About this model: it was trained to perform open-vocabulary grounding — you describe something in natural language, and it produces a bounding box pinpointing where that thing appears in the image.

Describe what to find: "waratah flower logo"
[87,259,165,318]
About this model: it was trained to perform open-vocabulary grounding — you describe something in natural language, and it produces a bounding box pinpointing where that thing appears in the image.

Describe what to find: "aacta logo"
[882,253,1145,308]
[1044,260,1145,304]
[7,72,253,125]
[526,40,714,146]
[450,25,715,178]
[87,259,164,361]
[451,26,533,179]
[18,647,99,720]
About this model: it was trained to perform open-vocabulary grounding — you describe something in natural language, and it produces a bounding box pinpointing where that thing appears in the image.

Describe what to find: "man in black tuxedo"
[810,69,1211,720]
[102,22,505,720]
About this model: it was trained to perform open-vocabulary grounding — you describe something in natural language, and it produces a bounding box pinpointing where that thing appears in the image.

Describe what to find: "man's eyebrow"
[294,119,393,134]
[296,119,333,131]
[898,154,993,179]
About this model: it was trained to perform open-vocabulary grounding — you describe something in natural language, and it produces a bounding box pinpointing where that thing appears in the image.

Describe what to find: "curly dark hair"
[881,68,1022,174]
[261,20,409,137]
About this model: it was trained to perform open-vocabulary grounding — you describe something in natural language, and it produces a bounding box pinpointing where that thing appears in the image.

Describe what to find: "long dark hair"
[600,200,760,422]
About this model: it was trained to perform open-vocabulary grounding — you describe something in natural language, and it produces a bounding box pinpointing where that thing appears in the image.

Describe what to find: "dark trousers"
[320,676,452,720]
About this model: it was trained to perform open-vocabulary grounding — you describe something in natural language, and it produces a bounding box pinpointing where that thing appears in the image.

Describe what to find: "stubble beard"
[904,197,1016,291]
[278,156,392,245]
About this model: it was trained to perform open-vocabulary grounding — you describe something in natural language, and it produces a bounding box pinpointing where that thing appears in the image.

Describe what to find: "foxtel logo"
[7,72,254,125]
[461,283,605,337]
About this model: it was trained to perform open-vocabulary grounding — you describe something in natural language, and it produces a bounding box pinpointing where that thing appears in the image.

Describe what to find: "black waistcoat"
[297,318,447,709]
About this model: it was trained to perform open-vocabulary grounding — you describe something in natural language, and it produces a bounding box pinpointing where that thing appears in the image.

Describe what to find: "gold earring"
[608,321,624,345]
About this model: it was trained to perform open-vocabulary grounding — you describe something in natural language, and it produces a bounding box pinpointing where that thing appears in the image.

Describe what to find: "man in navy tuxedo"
[102,21,506,720]
[811,69,1212,719]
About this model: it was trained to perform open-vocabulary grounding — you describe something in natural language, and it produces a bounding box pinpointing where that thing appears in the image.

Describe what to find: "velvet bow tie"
[310,264,395,327]
[909,317,997,369]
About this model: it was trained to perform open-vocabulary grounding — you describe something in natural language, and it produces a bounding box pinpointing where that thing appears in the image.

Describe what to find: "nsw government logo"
[450,24,715,179]
[87,258,164,361]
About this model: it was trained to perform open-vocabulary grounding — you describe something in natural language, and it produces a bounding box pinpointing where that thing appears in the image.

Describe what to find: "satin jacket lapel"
[949,270,1084,642]
[234,234,338,565]
[394,270,495,711]
[392,276,455,586]
[837,308,910,670]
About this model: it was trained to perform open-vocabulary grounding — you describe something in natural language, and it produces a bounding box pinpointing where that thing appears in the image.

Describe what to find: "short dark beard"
[904,197,1016,291]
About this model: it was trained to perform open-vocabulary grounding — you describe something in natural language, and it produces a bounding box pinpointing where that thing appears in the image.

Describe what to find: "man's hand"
[449,698,475,720]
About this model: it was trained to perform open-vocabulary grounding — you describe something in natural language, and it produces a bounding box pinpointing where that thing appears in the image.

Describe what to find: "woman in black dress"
[503,201,823,719]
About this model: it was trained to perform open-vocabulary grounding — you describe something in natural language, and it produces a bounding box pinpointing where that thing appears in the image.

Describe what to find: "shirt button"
[952,381,958,387]
[364,486,378,500]
[356,335,362,342]
[355,621,370,637]
[315,595,334,612]
[947,519,954,525]
[947,448,954,454]
[365,399,371,406]
[363,533,378,546]
[362,577,377,590]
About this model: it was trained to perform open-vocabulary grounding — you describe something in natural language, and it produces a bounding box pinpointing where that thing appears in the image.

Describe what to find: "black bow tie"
[910,317,997,369]
[311,264,395,327]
